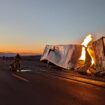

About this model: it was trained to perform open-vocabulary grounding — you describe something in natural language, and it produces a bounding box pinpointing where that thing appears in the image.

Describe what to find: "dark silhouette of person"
[14,53,21,71]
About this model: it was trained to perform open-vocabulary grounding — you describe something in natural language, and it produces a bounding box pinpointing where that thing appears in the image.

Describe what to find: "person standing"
[15,53,21,71]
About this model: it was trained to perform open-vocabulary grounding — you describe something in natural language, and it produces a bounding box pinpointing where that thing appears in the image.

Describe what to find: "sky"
[0,0,105,54]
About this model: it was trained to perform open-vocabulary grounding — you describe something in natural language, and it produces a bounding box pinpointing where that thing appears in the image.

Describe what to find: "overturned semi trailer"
[40,44,82,69]
[41,36,105,74]
[93,37,105,72]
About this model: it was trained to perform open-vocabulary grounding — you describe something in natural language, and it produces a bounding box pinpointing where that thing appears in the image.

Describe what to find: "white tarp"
[40,44,82,69]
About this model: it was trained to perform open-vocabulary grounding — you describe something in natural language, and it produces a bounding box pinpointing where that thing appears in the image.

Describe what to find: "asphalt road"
[0,60,105,105]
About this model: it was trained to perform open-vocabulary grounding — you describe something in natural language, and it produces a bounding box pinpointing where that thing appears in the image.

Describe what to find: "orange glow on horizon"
[0,45,43,54]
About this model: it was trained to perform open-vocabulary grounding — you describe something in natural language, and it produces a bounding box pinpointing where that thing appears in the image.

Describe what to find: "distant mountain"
[0,52,41,59]
[0,52,16,57]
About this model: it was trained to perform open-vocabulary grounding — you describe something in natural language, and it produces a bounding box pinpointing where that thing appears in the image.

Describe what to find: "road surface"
[0,59,105,105]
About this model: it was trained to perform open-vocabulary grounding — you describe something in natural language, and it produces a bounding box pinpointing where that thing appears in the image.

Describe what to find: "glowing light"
[87,46,95,65]
[80,47,86,61]
[91,58,94,65]
[81,34,93,47]
[80,34,93,61]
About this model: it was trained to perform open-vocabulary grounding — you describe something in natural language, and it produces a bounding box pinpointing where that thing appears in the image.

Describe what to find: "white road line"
[12,73,29,82]
[17,69,32,72]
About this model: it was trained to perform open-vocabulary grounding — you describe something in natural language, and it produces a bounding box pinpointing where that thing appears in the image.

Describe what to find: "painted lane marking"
[17,69,32,72]
[12,73,29,82]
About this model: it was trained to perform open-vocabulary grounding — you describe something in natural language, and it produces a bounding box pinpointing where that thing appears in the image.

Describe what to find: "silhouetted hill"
[0,53,41,61]
[0,52,16,57]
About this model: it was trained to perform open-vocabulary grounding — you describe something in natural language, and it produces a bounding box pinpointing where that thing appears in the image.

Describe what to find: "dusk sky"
[0,0,105,54]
